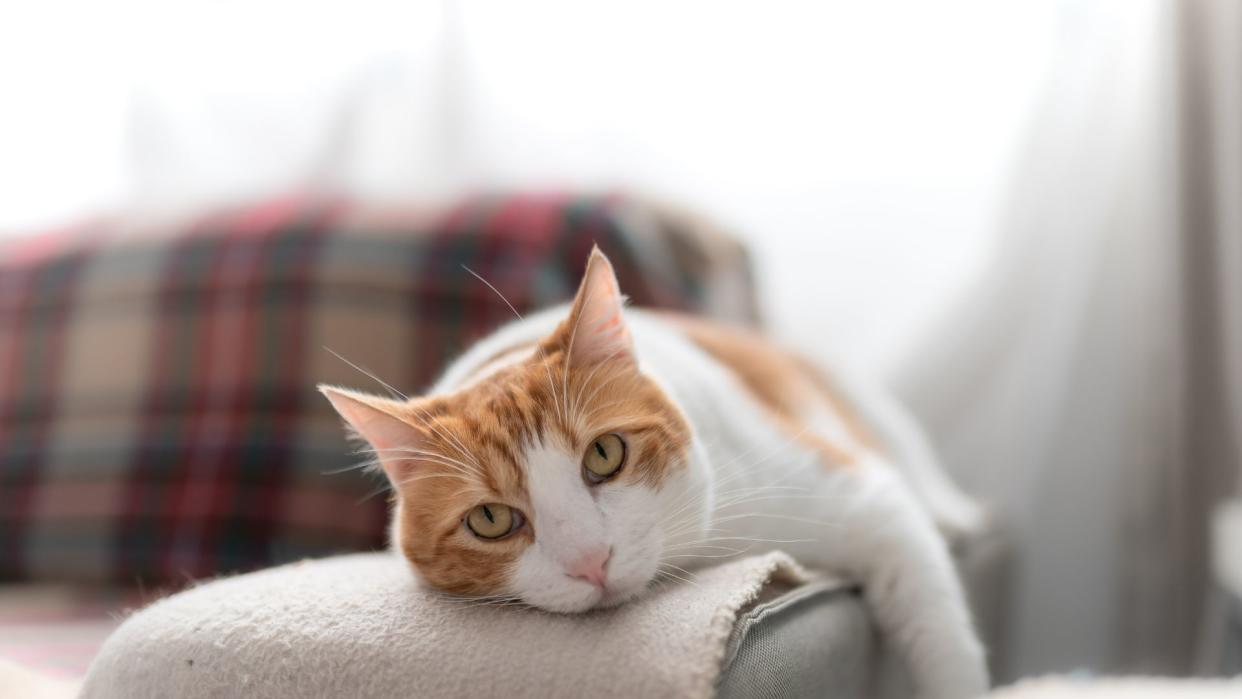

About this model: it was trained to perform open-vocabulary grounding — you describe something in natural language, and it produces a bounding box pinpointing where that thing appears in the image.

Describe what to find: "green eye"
[583,433,626,483]
[466,503,521,540]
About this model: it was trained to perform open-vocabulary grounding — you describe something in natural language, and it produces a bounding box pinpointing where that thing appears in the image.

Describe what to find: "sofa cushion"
[80,551,874,699]
[0,194,756,584]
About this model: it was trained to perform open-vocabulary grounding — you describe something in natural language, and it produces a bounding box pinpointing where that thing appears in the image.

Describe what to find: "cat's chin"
[523,581,650,614]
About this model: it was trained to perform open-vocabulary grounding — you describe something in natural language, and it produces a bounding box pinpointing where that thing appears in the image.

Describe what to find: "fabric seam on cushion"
[715,579,856,683]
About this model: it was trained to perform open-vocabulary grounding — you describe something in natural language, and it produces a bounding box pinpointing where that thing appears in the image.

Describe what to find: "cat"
[321,248,988,698]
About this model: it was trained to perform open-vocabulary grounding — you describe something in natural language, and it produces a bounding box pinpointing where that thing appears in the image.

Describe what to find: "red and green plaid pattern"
[0,193,757,585]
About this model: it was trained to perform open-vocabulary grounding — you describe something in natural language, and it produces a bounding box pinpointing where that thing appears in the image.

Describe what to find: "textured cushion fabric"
[80,551,843,699]
[0,193,757,584]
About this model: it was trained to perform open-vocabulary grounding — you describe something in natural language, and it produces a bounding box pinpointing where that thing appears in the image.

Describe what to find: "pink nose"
[566,548,612,589]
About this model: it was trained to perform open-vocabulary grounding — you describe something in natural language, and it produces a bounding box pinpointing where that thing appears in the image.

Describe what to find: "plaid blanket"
[0,193,757,584]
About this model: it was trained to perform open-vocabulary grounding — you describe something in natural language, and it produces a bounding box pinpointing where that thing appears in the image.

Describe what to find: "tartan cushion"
[0,193,757,584]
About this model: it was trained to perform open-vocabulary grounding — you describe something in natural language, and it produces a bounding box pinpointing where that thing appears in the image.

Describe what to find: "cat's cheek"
[601,495,664,593]
[594,552,659,609]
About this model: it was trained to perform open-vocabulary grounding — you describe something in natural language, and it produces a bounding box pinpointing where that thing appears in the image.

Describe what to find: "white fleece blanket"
[80,551,819,699]
[990,677,1242,698]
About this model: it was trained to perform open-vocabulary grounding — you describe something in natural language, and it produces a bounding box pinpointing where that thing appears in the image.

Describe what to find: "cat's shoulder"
[641,312,879,461]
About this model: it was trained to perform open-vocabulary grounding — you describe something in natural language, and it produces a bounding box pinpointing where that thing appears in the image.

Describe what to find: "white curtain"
[896,0,1241,677]
[894,1,1179,675]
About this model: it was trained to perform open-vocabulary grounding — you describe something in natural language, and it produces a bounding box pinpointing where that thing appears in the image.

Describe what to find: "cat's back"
[630,311,985,536]
[643,312,878,466]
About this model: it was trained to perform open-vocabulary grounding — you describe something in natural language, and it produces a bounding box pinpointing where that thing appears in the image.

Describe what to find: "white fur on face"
[509,440,664,612]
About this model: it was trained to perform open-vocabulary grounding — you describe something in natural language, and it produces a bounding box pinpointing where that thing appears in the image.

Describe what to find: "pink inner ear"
[565,250,635,367]
[320,386,424,483]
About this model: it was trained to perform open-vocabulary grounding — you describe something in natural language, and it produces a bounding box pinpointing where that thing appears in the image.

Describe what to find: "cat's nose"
[566,547,612,589]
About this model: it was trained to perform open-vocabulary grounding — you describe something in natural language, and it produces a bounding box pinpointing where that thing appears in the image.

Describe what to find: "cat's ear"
[319,385,423,484]
[551,246,636,368]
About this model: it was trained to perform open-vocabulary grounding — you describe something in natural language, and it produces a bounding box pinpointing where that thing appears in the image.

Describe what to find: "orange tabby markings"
[667,314,876,466]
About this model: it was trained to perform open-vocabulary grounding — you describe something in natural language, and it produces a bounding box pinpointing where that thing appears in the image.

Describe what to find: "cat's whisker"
[393,473,474,487]
[401,407,490,476]
[561,278,594,427]
[656,455,820,533]
[666,535,817,548]
[657,503,709,536]
[544,356,567,429]
[704,485,815,509]
[658,482,811,532]
[657,442,816,523]
[647,577,671,595]
[434,591,527,611]
[714,494,849,512]
[423,428,484,473]
[450,599,527,611]
[661,550,748,561]
[570,345,626,417]
[582,414,655,431]
[665,514,819,541]
[707,512,843,528]
[383,458,475,478]
[710,425,814,482]
[661,524,744,542]
[354,481,395,504]
[459,260,557,430]
[663,524,800,540]
[579,400,655,424]
[435,592,516,603]
[364,454,477,483]
[462,260,567,429]
[706,492,835,515]
[320,458,382,476]
[663,544,745,554]
[661,472,790,517]
[463,599,526,610]
[324,346,407,401]
[657,561,700,580]
[663,523,731,541]
[571,347,629,420]
[711,491,818,508]
[367,447,480,476]
[655,568,701,589]
[716,484,809,495]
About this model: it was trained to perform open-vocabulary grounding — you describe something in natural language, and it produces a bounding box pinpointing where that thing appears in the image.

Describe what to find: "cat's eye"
[583,433,626,483]
[465,503,522,540]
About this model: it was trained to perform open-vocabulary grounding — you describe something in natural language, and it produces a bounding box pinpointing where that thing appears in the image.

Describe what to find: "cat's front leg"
[820,464,989,699]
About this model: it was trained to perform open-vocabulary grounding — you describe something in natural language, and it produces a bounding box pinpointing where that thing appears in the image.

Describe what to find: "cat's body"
[323,249,988,698]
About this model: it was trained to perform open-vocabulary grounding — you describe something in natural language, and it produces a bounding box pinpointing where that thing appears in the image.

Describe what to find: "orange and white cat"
[322,248,988,698]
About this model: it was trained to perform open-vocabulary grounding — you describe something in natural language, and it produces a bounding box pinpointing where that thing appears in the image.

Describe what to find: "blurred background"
[1,0,1239,688]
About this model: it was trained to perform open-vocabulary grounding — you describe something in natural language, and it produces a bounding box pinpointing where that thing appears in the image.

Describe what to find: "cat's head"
[321,249,693,612]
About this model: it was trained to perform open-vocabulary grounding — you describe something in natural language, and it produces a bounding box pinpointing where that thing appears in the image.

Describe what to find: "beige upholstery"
[82,552,850,699]
[81,529,1009,698]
